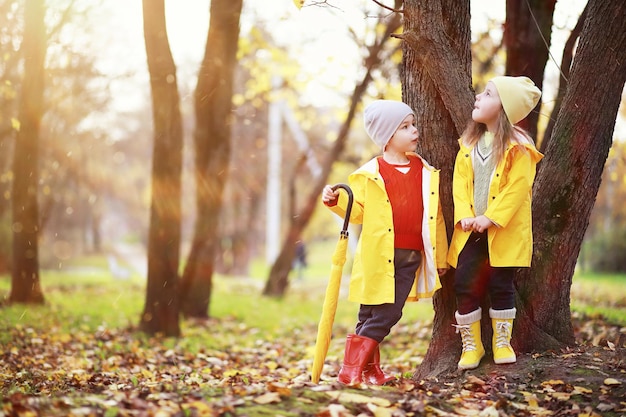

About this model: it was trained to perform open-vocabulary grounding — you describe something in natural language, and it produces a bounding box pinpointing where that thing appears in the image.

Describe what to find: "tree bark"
[403,0,626,378]
[514,0,626,351]
[262,6,403,297]
[180,0,242,318]
[504,0,556,139]
[400,0,474,379]
[139,0,183,337]
[10,0,46,304]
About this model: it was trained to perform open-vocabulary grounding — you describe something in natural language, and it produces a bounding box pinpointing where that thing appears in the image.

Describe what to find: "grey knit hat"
[364,100,415,150]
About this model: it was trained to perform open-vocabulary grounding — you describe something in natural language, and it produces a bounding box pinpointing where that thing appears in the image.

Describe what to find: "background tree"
[179,0,243,319]
[139,0,184,336]
[1,1,120,275]
[540,4,587,152]
[503,0,556,139]
[263,2,403,297]
[582,140,626,273]
[9,0,46,304]
[0,1,24,273]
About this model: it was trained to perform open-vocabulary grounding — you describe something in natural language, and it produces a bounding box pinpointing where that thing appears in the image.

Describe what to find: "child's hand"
[437,267,449,276]
[322,185,339,204]
[460,217,475,232]
[472,215,493,233]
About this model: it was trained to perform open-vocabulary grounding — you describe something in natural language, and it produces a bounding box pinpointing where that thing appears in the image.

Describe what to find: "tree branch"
[370,0,403,13]
[395,30,474,136]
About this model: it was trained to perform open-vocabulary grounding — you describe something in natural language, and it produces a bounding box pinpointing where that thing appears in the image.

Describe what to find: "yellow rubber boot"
[490,308,517,364]
[454,308,485,370]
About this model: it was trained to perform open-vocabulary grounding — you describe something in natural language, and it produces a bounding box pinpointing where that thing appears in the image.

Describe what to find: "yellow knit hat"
[490,76,541,124]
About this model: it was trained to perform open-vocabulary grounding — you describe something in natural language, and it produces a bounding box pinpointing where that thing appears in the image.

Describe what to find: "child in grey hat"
[321,99,449,386]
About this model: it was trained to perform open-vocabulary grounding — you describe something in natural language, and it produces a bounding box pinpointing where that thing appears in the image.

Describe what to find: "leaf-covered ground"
[1,312,624,417]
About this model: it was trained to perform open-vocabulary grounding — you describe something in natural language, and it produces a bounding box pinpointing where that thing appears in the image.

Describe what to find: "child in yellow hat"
[447,76,543,370]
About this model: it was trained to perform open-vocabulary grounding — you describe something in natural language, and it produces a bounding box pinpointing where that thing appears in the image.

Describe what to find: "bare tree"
[9,0,46,304]
[263,1,404,297]
[139,0,184,337]
[180,0,243,318]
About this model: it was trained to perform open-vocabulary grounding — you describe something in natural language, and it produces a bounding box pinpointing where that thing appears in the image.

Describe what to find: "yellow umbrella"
[311,183,353,384]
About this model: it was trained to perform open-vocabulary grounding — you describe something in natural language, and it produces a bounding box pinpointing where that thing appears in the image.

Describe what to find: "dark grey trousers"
[355,248,421,343]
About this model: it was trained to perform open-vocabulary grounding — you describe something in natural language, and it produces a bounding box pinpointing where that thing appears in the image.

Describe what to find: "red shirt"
[377,155,424,250]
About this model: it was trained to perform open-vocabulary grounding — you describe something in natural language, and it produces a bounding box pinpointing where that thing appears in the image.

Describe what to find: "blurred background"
[0,0,624,285]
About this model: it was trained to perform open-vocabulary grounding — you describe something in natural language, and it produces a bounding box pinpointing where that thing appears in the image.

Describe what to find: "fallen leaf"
[465,375,485,385]
[267,382,292,396]
[317,403,351,417]
[424,405,450,416]
[520,391,539,408]
[603,378,622,386]
[596,402,616,412]
[366,403,394,417]
[549,392,571,401]
[182,400,214,416]
[541,379,565,386]
[478,405,499,417]
[326,391,391,407]
[572,385,593,395]
[253,392,282,404]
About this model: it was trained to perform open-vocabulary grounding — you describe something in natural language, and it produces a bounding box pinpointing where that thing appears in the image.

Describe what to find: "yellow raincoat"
[447,136,544,268]
[327,153,448,305]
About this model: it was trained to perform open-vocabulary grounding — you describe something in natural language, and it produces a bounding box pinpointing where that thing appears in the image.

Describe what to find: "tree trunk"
[139,0,183,337]
[262,7,403,297]
[180,0,242,318]
[514,0,626,352]
[403,0,626,379]
[504,0,556,139]
[10,0,46,305]
[540,4,588,153]
[400,0,474,379]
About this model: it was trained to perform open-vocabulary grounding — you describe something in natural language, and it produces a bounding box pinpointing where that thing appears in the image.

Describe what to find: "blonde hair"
[461,107,533,165]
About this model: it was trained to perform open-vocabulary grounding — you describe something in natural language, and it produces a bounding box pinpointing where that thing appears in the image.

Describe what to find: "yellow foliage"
[11,117,20,131]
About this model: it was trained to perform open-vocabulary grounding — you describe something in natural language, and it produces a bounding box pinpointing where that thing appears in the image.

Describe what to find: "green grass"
[1,250,623,347]
[571,271,626,325]
[0,254,434,354]
[0,269,144,345]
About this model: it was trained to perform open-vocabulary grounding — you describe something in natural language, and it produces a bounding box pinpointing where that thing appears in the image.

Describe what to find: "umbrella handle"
[331,183,353,235]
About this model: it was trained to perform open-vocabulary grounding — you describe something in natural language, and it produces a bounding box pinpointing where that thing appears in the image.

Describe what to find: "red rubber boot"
[337,334,378,386]
[362,346,396,385]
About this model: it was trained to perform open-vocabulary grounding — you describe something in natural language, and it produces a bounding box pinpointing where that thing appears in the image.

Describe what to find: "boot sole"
[458,352,485,370]
[494,357,516,364]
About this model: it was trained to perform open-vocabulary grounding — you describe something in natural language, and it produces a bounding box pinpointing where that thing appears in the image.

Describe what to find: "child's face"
[472,82,503,125]
[386,114,419,153]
